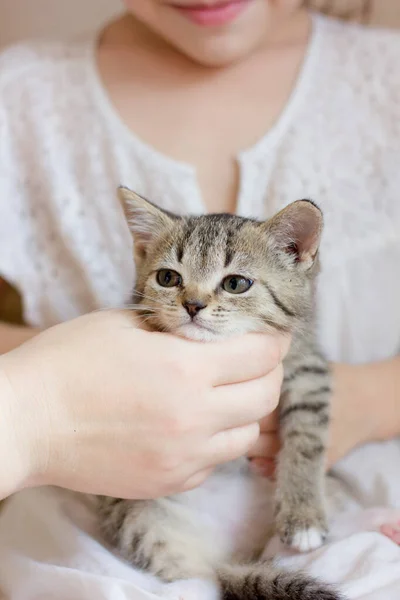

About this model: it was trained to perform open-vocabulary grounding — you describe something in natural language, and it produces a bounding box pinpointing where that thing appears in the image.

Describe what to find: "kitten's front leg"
[275,352,331,552]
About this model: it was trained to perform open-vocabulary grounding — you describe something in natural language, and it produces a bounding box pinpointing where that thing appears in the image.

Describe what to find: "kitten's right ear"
[118,187,175,259]
[264,199,323,270]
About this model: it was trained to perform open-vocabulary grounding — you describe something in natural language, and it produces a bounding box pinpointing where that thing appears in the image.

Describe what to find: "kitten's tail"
[218,563,342,600]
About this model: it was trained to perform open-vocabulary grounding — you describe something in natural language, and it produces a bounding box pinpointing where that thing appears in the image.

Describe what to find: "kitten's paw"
[275,504,328,552]
[291,527,325,552]
[161,579,219,600]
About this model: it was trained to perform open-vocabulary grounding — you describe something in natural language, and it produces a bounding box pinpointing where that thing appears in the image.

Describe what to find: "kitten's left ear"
[118,187,176,258]
[265,200,323,270]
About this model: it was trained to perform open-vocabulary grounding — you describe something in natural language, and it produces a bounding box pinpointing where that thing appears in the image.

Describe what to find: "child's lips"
[170,0,252,27]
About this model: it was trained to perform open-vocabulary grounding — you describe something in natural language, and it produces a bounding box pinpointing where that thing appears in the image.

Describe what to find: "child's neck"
[96,9,312,214]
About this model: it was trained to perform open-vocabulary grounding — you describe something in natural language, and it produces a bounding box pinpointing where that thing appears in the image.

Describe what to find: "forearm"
[329,355,400,466]
[0,321,40,354]
[360,355,400,441]
[0,363,32,500]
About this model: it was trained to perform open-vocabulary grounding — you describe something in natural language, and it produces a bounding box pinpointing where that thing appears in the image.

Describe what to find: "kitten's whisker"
[133,290,164,304]
[134,296,174,312]
[249,316,279,332]
[124,304,154,312]
[140,316,156,324]
[92,304,130,313]
[126,302,166,315]
[91,305,157,317]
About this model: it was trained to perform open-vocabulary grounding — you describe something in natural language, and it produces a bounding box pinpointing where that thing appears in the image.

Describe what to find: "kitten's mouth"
[176,321,220,341]
[185,319,215,333]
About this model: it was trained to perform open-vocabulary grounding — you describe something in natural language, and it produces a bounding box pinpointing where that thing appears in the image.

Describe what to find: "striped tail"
[218,563,343,600]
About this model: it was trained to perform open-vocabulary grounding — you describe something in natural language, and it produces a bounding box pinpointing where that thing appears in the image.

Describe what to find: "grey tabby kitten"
[96,187,341,600]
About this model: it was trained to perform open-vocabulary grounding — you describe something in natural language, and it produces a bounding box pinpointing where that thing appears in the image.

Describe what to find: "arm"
[0,321,39,354]
[328,357,400,465]
[0,367,32,499]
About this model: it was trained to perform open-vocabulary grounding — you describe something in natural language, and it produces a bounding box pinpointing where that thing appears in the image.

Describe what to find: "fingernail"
[249,458,276,479]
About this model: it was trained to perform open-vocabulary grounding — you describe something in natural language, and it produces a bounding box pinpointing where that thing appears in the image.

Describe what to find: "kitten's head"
[119,187,323,341]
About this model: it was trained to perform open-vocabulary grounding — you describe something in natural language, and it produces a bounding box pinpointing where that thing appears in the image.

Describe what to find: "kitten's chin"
[175,323,223,342]
[174,320,264,341]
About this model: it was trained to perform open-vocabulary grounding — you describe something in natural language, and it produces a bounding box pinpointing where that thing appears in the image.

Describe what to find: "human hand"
[247,410,280,477]
[0,310,289,500]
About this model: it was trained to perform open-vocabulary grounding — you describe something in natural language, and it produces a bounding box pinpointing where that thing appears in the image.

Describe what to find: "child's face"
[123,1,304,66]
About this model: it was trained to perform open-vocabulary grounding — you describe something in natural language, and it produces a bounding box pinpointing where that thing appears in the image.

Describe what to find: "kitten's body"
[98,460,274,579]
[96,189,341,600]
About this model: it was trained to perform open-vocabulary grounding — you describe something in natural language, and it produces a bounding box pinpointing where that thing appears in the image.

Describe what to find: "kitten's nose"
[183,300,207,318]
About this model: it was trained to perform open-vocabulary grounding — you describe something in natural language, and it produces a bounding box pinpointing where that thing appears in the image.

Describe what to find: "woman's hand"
[247,411,279,476]
[248,357,400,473]
[0,310,289,501]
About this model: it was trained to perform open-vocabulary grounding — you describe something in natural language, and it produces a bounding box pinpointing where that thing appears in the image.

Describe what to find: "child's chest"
[97,43,307,214]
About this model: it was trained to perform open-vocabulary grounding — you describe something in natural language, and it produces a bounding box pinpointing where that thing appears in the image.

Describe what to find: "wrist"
[0,363,30,498]
[0,347,50,499]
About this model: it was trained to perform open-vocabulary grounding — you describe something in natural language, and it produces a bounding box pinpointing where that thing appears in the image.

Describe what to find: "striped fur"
[219,564,340,600]
[95,189,342,600]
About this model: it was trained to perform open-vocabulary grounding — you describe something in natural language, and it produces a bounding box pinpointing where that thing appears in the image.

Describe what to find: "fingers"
[208,365,283,431]
[258,409,279,434]
[247,426,280,480]
[203,333,290,387]
[249,458,276,478]
[182,468,214,491]
[247,432,280,459]
[207,422,260,466]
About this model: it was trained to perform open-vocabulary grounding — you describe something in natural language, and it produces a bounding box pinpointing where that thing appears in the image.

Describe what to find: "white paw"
[161,579,219,600]
[291,527,325,552]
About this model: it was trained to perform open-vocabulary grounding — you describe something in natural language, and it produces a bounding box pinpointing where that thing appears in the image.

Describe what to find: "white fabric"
[0,11,400,600]
[1,440,400,599]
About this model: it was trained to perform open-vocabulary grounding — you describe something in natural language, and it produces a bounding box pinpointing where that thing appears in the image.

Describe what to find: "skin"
[0,0,398,498]
[0,321,39,354]
[0,310,288,501]
[121,0,305,67]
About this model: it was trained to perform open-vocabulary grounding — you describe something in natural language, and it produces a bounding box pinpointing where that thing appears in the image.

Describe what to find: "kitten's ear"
[118,187,175,259]
[265,200,323,269]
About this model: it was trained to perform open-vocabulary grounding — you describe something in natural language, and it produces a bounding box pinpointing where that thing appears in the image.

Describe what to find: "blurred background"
[2,0,120,45]
[0,0,399,47]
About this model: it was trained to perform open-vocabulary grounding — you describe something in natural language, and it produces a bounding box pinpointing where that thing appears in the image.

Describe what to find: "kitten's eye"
[156,269,182,288]
[222,275,253,294]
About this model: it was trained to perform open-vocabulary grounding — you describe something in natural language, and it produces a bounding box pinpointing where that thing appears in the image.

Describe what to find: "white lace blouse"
[1,13,400,364]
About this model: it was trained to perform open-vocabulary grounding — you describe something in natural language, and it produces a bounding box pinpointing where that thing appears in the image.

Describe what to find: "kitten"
[96,188,341,600]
